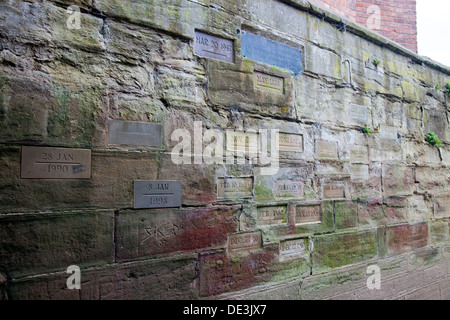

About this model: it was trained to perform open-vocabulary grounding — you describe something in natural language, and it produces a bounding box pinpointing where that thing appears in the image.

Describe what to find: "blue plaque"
[241,31,302,75]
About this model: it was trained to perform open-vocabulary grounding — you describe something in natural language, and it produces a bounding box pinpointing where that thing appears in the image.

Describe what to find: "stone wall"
[0,0,449,300]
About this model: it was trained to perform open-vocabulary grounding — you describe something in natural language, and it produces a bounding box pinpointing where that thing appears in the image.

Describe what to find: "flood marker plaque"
[279,238,306,261]
[254,71,284,94]
[295,204,322,224]
[257,206,287,225]
[194,31,233,63]
[279,133,304,152]
[20,146,91,179]
[133,180,182,209]
[323,183,345,199]
[349,104,368,122]
[108,119,162,147]
[317,140,338,159]
[217,177,253,199]
[227,231,262,253]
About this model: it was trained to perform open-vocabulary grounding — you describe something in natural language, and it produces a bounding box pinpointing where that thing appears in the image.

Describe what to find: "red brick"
[310,0,418,52]
[116,205,241,261]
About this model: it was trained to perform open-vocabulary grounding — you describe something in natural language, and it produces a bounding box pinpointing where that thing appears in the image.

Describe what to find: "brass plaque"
[20,146,91,179]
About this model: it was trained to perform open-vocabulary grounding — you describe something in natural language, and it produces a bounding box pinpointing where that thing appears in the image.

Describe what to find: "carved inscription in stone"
[349,104,368,122]
[350,164,369,181]
[257,206,287,225]
[317,140,338,159]
[279,238,306,261]
[241,31,303,75]
[140,222,180,245]
[295,205,321,224]
[20,146,91,179]
[133,180,182,209]
[227,231,262,253]
[274,180,303,199]
[350,145,369,163]
[254,71,284,94]
[194,31,233,63]
[380,124,398,140]
[323,183,345,199]
[217,177,253,199]
[279,133,304,152]
[226,131,259,154]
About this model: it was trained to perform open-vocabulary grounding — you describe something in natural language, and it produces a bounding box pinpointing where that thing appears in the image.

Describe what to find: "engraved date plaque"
[194,31,234,63]
[133,180,182,209]
[20,146,91,179]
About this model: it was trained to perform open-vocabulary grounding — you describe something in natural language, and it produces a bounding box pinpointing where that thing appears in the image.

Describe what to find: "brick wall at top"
[312,0,418,53]
[311,0,357,20]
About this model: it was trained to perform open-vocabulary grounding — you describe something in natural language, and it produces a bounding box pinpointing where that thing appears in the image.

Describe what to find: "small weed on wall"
[425,131,443,149]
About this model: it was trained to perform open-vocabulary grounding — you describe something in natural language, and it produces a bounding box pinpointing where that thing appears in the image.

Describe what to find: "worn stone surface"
[0,210,114,278]
[312,230,378,272]
[116,205,241,261]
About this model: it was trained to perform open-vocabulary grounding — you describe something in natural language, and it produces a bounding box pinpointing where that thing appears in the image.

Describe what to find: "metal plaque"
[20,146,91,179]
[133,180,182,209]
[108,119,162,147]
[241,31,302,75]
[194,31,234,63]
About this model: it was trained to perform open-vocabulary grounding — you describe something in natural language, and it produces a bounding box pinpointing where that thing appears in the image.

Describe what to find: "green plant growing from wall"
[425,131,444,149]
[362,124,374,134]
[445,83,450,97]
[372,60,380,68]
